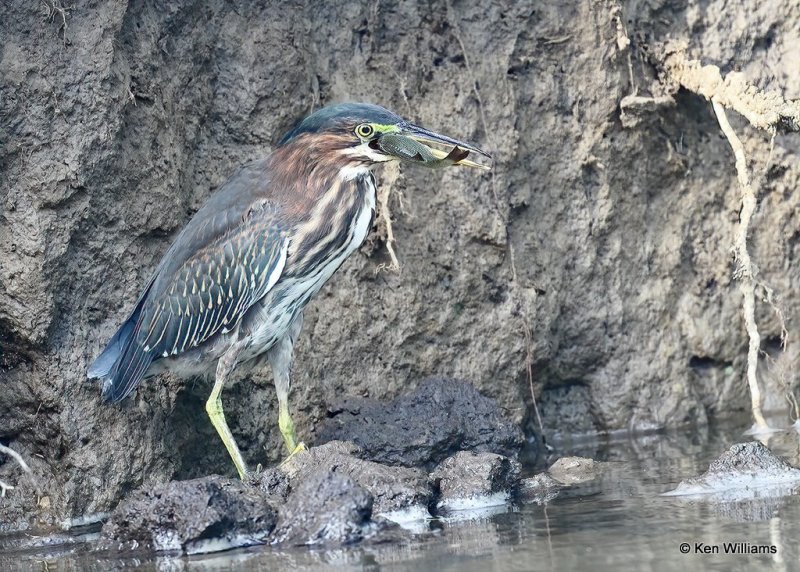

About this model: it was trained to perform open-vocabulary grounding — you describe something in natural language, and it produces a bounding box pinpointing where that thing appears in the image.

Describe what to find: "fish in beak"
[377,123,492,170]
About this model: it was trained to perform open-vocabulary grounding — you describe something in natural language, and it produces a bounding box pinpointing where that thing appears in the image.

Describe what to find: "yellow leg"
[205,392,248,480]
[206,343,249,480]
[278,402,306,461]
[278,402,297,451]
[269,314,307,466]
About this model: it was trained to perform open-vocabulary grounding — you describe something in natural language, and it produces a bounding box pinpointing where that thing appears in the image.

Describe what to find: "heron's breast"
[241,175,376,359]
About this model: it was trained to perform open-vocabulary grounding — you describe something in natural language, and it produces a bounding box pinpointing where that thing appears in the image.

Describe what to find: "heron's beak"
[376,123,492,170]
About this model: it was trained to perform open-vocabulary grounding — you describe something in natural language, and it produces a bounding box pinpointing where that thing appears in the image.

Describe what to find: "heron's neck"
[270,134,370,203]
[269,136,376,259]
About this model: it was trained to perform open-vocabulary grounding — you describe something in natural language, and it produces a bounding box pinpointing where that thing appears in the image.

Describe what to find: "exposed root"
[41,0,70,46]
[0,481,14,498]
[660,45,799,430]
[520,294,545,437]
[711,100,770,433]
[764,351,800,423]
[0,443,37,498]
[758,281,789,350]
[446,2,501,211]
[446,4,543,436]
[375,162,401,273]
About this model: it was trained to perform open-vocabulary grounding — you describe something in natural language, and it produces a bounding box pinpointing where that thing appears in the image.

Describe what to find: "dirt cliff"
[1,0,798,529]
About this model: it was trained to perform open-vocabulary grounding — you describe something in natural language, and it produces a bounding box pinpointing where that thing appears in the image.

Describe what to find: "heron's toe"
[279,442,308,468]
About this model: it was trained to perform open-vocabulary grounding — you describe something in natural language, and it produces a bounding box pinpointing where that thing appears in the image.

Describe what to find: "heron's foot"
[278,442,307,469]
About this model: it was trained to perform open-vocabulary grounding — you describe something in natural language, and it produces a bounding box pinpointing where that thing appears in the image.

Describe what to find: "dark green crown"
[279,103,403,145]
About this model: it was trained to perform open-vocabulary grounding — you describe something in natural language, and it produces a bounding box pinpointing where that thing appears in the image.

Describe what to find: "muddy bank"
[99,439,570,554]
[94,392,590,555]
[2,0,799,532]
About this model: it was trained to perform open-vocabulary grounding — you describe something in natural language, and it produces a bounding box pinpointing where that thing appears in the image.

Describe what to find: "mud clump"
[665,442,800,497]
[705,442,800,476]
[93,380,532,553]
[548,457,602,485]
[271,469,389,546]
[316,378,526,468]
[280,441,433,516]
[431,451,521,513]
[250,467,291,504]
[97,442,565,553]
[99,476,276,554]
[516,473,563,504]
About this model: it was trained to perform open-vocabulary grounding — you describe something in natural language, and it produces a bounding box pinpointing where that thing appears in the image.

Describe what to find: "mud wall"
[1,0,798,527]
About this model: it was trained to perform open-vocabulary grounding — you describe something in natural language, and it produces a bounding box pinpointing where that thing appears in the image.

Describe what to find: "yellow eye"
[355,124,374,138]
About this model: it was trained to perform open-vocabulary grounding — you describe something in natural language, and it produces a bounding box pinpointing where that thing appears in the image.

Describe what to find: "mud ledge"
[97,379,535,552]
[99,440,570,554]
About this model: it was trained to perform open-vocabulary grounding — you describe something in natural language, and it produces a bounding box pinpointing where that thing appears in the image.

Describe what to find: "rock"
[271,469,386,546]
[279,441,433,519]
[317,378,525,468]
[100,476,276,554]
[516,473,563,504]
[548,457,601,485]
[664,442,800,497]
[430,451,521,513]
[619,94,676,128]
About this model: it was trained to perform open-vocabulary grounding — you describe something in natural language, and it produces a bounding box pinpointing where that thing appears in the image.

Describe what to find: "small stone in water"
[548,457,600,485]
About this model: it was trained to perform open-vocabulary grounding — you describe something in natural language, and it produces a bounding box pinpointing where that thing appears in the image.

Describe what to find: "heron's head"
[279,103,492,174]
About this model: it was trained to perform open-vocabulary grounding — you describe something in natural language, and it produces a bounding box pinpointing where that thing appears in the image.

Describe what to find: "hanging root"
[375,162,401,273]
[711,100,771,433]
[659,46,800,432]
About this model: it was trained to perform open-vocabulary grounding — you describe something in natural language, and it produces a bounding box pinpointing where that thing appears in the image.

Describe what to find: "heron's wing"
[137,220,287,358]
[94,159,289,402]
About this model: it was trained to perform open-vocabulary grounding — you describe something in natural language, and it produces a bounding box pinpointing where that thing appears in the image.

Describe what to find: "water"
[4,414,800,571]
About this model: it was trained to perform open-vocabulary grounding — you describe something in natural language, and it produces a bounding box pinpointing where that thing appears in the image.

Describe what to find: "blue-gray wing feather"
[89,159,288,402]
[139,226,286,357]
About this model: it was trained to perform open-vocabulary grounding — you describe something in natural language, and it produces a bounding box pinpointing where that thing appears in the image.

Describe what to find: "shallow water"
[4,414,800,571]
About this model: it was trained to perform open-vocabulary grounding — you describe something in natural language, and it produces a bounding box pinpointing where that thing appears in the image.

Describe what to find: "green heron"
[89,103,491,479]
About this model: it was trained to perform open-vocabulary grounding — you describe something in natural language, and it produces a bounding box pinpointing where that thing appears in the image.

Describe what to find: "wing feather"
[91,159,293,402]
[137,226,287,358]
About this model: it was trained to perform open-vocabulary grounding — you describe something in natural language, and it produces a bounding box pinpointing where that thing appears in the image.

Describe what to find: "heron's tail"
[88,300,154,403]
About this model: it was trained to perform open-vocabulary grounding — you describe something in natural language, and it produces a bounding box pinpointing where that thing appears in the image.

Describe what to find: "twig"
[446,5,543,436]
[711,100,770,433]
